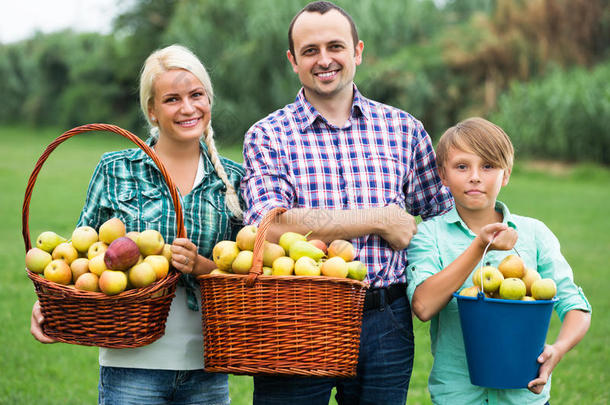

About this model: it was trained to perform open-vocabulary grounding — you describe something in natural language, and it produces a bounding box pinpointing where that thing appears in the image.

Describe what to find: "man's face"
[287,10,363,102]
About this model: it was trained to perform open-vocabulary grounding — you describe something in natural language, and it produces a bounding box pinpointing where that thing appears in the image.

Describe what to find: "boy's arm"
[528,309,591,394]
[411,223,516,322]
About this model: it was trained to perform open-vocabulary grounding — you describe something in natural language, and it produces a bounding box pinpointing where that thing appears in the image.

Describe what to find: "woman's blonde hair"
[436,117,514,171]
[139,44,242,219]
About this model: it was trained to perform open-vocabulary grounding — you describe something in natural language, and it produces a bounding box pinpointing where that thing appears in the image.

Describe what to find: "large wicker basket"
[22,124,183,348]
[198,207,368,377]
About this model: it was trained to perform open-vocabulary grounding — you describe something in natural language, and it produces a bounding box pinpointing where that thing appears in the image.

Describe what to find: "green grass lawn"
[1,126,608,404]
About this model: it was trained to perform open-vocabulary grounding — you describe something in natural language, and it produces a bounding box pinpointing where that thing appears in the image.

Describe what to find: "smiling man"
[241,2,453,404]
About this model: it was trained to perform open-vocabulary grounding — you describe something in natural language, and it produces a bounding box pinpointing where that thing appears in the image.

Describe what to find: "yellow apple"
[25,247,52,273]
[521,267,542,296]
[125,231,140,243]
[36,231,67,253]
[272,256,295,276]
[531,278,557,300]
[128,262,157,288]
[136,229,165,256]
[212,240,240,271]
[87,241,108,259]
[99,270,128,295]
[98,217,126,244]
[161,244,172,264]
[71,226,98,252]
[262,242,285,267]
[480,266,504,293]
[210,268,232,275]
[459,285,481,297]
[262,266,273,275]
[327,240,356,262]
[43,259,72,285]
[235,225,258,251]
[498,254,525,279]
[232,250,254,274]
[521,296,536,301]
[70,257,90,283]
[51,242,79,265]
[321,256,348,278]
[499,277,527,300]
[75,272,99,292]
[294,256,321,276]
[88,253,108,276]
[144,255,169,280]
[346,260,367,281]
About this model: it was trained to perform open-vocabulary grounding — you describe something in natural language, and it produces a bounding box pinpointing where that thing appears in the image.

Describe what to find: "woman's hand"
[170,238,198,274]
[30,301,56,343]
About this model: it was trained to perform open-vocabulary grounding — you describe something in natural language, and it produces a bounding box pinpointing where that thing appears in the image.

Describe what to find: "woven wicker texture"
[198,207,368,377]
[23,124,183,348]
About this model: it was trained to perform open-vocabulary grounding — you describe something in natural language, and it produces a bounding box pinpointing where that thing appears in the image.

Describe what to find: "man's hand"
[376,204,417,250]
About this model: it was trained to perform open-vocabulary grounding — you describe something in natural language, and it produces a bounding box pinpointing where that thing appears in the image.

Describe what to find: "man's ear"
[502,168,512,186]
[287,50,298,73]
[354,40,364,66]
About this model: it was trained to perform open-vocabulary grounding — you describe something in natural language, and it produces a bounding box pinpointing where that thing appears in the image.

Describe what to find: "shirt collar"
[442,201,518,230]
[293,84,368,132]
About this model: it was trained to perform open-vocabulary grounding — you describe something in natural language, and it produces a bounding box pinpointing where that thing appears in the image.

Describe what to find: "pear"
[288,240,325,262]
[278,231,307,254]
[36,231,67,253]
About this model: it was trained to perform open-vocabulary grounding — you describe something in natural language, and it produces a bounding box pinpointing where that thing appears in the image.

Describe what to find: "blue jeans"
[98,366,229,405]
[253,295,414,405]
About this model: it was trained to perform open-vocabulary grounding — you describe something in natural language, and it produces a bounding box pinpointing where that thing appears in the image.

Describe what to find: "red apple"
[104,237,140,271]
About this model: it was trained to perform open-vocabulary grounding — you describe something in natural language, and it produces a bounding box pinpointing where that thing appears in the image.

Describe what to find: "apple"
[498,254,525,279]
[36,231,67,253]
[459,285,481,297]
[262,266,273,275]
[104,236,141,271]
[478,266,504,293]
[531,278,557,300]
[99,270,128,295]
[235,225,258,251]
[161,244,172,264]
[289,240,325,262]
[137,229,165,256]
[70,257,90,283]
[43,259,73,285]
[71,226,98,252]
[210,268,232,275]
[294,256,321,276]
[262,242,285,267]
[308,239,327,255]
[521,296,536,301]
[128,262,157,288]
[125,231,140,243]
[278,231,307,254]
[144,255,170,280]
[212,240,240,271]
[87,241,108,259]
[321,256,348,278]
[88,253,108,276]
[327,240,356,262]
[98,217,126,244]
[75,272,99,292]
[499,277,527,300]
[25,247,52,273]
[521,267,542,296]
[272,256,295,276]
[52,242,79,264]
[232,250,254,274]
[346,260,367,281]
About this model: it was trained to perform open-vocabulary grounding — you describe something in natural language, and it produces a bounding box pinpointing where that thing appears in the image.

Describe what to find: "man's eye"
[303,48,316,55]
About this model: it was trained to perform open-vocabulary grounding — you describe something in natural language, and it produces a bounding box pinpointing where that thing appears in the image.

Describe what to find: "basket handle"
[22,123,186,252]
[245,206,287,287]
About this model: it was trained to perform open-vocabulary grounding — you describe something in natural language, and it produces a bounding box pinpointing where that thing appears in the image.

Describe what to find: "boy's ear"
[502,168,512,186]
[439,166,448,186]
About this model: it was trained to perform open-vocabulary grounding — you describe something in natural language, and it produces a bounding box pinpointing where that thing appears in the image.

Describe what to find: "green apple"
[289,240,325,262]
[43,259,73,285]
[36,231,67,253]
[278,231,307,254]
[480,266,504,293]
[235,225,258,251]
[98,217,126,244]
[70,257,90,283]
[128,262,156,288]
[294,256,321,276]
[499,277,527,300]
[521,267,542,296]
[212,240,240,271]
[262,242,285,267]
[136,229,165,256]
[51,242,79,264]
[88,253,108,276]
[144,255,170,280]
[71,226,98,252]
[327,239,356,262]
[459,285,481,297]
[272,256,295,276]
[498,254,525,279]
[75,272,99,292]
[531,278,557,300]
[346,260,367,281]
[25,247,52,273]
[521,296,536,301]
[99,270,128,295]
[262,266,273,275]
[232,250,254,274]
[321,256,348,278]
[87,241,108,259]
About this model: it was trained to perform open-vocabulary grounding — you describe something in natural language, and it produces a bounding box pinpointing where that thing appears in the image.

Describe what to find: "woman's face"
[149,69,211,143]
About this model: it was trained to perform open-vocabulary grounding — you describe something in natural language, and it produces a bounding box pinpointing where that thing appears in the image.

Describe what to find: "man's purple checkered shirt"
[242,86,453,287]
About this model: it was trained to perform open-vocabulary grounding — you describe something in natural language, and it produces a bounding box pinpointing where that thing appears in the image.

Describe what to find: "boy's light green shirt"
[406,201,591,405]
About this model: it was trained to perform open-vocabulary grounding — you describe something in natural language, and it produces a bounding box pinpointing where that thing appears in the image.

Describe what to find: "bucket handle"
[478,233,521,296]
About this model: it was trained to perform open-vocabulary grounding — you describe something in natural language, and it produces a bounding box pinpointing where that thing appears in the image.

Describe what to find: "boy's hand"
[527,344,563,394]
[477,223,517,251]
[30,300,56,344]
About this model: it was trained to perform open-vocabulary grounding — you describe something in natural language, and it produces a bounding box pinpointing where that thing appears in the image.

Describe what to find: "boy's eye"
[483,163,495,170]
[456,164,467,170]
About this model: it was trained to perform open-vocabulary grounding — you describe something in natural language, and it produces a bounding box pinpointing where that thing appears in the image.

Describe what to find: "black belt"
[363,283,407,311]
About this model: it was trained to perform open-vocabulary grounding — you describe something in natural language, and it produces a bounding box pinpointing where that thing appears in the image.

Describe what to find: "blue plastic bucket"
[453,292,557,389]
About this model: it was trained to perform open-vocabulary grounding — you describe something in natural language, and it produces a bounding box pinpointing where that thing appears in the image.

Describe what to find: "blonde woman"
[31,44,243,405]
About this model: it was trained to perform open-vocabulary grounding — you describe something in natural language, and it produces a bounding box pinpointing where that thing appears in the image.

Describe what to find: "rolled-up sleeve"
[406,221,442,303]
[241,123,295,225]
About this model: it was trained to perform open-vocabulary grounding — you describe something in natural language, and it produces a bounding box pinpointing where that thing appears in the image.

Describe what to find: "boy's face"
[439,147,510,216]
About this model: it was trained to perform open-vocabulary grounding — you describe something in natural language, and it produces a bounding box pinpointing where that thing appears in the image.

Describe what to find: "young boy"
[406,117,591,404]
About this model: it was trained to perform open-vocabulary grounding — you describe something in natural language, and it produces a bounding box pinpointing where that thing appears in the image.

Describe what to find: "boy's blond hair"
[436,117,514,171]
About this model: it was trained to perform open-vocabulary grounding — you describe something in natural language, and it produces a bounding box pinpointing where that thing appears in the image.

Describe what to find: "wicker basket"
[198,207,368,377]
[22,124,183,348]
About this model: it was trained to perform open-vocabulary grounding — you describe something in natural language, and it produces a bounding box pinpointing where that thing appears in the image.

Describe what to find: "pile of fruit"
[459,254,557,301]
[211,225,367,281]
[25,218,172,296]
